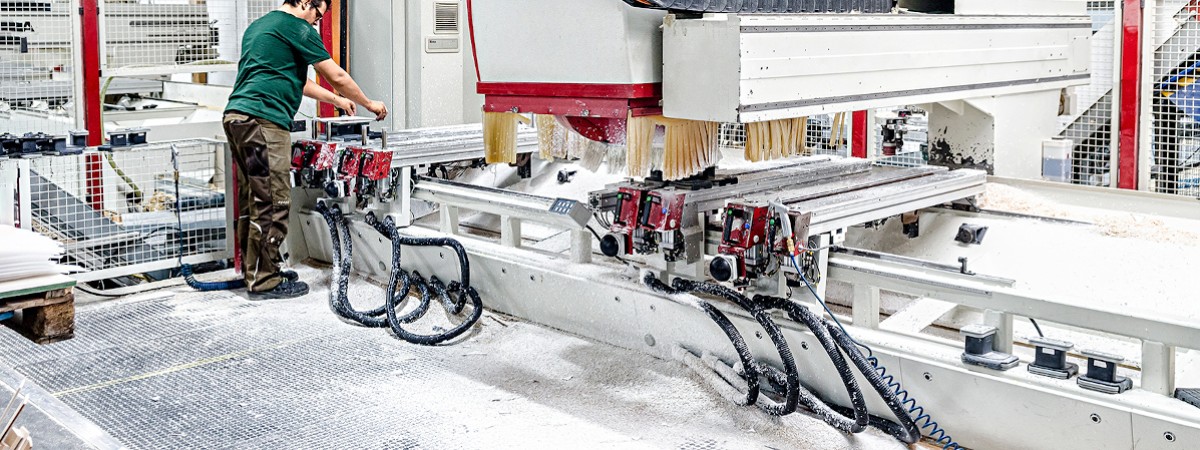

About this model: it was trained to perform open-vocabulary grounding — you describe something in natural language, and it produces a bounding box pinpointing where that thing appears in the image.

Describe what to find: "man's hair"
[283,0,328,10]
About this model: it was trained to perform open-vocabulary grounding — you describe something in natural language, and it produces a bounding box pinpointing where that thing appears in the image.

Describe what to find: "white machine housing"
[469,0,665,87]
[663,13,1092,123]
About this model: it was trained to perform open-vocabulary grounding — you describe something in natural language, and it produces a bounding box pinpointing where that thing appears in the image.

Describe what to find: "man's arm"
[313,59,388,121]
[303,80,357,116]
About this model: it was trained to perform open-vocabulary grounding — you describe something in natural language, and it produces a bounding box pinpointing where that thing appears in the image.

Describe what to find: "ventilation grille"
[434,2,459,34]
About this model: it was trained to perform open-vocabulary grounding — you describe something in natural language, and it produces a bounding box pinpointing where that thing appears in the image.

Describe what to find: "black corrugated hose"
[643,273,761,406]
[644,274,921,444]
[313,201,481,346]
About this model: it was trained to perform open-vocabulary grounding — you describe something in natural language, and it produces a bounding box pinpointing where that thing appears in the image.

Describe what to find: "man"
[224,0,387,300]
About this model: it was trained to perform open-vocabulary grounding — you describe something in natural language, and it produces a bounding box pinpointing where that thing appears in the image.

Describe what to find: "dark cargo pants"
[223,112,293,292]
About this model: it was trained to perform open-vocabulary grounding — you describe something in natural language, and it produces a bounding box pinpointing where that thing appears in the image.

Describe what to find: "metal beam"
[827,253,1200,350]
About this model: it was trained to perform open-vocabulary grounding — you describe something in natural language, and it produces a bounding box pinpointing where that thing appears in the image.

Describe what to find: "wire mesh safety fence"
[99,0,277,76]
[1147,0,1200,197]
[808,113,852,158]
[0,0,78,137]
[0,139,231,284]
[1057,1,1119,188]
[95,0,278,138]
[715,114,852,160]
[873,107,929,168]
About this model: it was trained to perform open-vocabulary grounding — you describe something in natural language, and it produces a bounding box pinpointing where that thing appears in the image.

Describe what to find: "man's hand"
[333,97,357,116]
[365,101,388,121]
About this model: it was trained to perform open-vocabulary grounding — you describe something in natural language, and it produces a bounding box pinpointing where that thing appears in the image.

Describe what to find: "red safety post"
[1118,0,1142,190]
[851,110,869,158]
[317,1,343,118]
[85,153,103,210]
[80,0,104,211]
[80,0,102,146]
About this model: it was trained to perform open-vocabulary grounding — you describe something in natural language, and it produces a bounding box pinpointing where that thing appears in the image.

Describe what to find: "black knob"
[324,181,341,198]
[710,256,734,283]
[600,234,622,258]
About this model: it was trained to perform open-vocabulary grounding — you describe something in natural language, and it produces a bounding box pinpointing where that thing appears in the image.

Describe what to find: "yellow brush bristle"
[830,112,847,151]
[535,114,559,160]
[744,117,814,162]
[484,111,531,164]
[654,117,719,180]
[626,112,657,178]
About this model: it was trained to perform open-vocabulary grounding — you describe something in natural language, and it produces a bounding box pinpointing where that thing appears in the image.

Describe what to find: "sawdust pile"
[975,183,1072,219]
[1094,214,1200,245]
[977,183,1200,246]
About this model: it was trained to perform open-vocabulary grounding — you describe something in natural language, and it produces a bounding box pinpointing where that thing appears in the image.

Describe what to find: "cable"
[172,144,245,292]
[586,225,631,266]
[586,225,605,242]
[660,275,909,440]
[661,277,798,418]
[315,202,482,346]
[1030,318,1045,338]
[643,273,761,406]
[317,201,389,327]
[373,213,483,346]
[788,255,957,449]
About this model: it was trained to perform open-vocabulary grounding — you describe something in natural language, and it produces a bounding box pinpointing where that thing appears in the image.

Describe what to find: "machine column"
[984,310,1015,354]
[1141,341,1177,396]
[500,217,522,248]
[570,230,592,264]
[439,206,459,235]
[853,285,882,329]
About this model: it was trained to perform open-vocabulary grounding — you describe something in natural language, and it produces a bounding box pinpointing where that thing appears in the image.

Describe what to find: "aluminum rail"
[684,158,872,212]
[382,125,538,168]
[411,176,590,230]
[701,169,987,248]
[795,170,987,235]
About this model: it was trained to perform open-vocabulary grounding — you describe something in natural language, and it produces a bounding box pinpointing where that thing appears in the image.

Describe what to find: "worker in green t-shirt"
[224,0,387,300]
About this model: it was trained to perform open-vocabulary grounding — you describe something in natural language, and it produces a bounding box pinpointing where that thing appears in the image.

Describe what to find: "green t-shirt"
[226,10,331,130]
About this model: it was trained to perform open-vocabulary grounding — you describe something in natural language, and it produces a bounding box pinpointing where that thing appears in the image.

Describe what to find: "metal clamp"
[1078,350,1132,395]
[961,324,1019,371]
[1027,337,1079,380]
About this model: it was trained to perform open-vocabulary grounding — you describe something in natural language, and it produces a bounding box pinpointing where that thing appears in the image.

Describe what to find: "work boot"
[249,278,310,301]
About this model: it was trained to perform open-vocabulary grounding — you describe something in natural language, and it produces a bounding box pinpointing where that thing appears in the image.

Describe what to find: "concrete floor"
[0,265,908,450]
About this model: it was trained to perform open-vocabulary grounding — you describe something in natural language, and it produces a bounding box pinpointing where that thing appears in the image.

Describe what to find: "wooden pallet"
[0,275,76,345]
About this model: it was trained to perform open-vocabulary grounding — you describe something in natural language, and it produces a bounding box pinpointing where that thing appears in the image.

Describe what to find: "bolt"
[644,334,656,347]
[800,341,809,350]
[1165,432,1176,442]
[755,331,763,339]
[923,372,933,382]
[614,296,621,303]
[1090,414,1102,424]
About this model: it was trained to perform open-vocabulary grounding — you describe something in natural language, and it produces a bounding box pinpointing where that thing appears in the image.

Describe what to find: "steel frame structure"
[294,176,1200,448]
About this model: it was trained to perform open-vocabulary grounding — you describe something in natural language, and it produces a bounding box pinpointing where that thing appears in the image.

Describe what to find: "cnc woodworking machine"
[281,1,1200,448]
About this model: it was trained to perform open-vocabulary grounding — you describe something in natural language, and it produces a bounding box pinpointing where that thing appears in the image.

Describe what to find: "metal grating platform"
[0,267,905,449]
